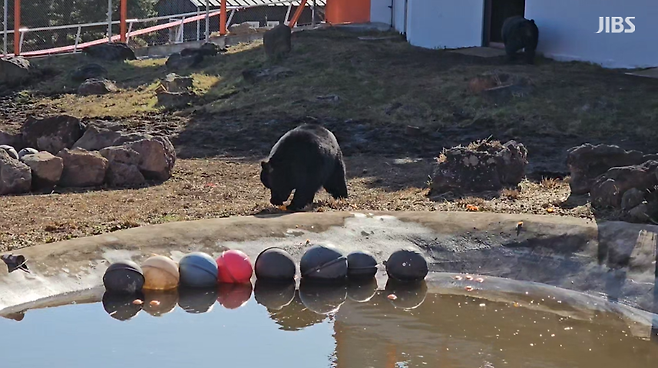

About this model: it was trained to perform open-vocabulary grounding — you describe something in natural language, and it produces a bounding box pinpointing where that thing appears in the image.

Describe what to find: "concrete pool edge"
[1,211,657,317]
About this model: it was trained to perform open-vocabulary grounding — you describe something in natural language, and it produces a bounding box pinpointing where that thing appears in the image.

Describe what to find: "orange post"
[13,0,20,56]
[120,0,127,42]
[288,0,307,28]
[219,0,227,35]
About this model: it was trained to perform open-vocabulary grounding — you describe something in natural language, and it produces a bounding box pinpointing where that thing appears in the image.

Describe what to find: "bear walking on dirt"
[501,16,539,64]
[260,124,348,212]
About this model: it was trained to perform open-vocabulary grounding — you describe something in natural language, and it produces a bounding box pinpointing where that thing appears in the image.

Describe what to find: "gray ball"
[18,147,38,160]
[300,244,348,282]
[347,251,378,280]
[0,145,18,160]
[385,249,428,282]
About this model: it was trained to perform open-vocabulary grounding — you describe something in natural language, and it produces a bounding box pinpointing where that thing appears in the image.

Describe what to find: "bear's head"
[260,161,292,206]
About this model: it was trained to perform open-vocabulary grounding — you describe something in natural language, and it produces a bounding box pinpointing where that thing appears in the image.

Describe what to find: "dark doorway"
[484,0,526,47]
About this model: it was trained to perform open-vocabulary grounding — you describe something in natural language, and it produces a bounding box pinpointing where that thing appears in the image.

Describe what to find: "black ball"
[347,251,378,280]
[103,261,145,294]
[102,291,144,321]
[254,280,296,311]
[300,244,347,282]
[299,279,347,315]
[178,287,218,314]
[255,247,296,281]
[385,249,428,282]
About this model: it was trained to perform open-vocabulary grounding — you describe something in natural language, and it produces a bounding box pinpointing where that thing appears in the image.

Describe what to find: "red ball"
[216,250,253,284]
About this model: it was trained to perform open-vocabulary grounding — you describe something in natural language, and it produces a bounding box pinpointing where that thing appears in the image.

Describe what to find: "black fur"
[501,16,539,64]
[260,124,348,211]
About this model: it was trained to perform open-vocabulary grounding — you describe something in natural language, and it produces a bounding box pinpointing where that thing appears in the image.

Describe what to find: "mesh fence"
[1,0,324,57]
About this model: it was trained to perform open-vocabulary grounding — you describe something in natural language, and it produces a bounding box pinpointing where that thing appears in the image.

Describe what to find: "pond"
[1,279,657,368]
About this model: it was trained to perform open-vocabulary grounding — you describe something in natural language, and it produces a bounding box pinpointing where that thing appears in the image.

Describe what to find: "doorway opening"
[484,0,526,48]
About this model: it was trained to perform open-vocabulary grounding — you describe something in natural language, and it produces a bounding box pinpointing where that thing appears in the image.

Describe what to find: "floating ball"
[217,282,253,309]
[143,290,179,317]
[299,279,347,315]
[142,255,180,290]
[255,247,296,281]
[102,291,144,321]
[254,280,295,311]
[178,287,218,314]
[347,251,378,280]
[216,250,253,284]
[385,279,428,310]
[300,244,347,282]
[179,252,218,288]
[347,278,378,303]
[385,249,428,282]
[102,260,145,294]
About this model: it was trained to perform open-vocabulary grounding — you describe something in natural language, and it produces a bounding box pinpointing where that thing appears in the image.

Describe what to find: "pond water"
[1,279,657,368]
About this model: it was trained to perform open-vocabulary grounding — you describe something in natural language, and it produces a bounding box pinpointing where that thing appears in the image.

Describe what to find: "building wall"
[370,0,392,25]
[525,0,658,68]
[406,0,484,49]
[391,0,406,33]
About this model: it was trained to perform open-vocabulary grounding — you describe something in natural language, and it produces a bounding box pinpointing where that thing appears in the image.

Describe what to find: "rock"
[0,131,22,147]
[242,66,293,83]
[73,125,152,151]
[430,140,528,194]
[128,137,176,181]
[229,23,257,36]
[165,52,203,71]
[17,147,38,160]
[0,149,31,195]
[180,42,222,58]
[21,151,64,189]
[626,201,658,223]
[590,160,658,209]
[100,146,145,186]
[156,89,196,109]
[621,188,646,211]
[263,24,292,60]
[566,144,658,195]
[22,115,84,154]
[71,64,108,82]
[78,78,118,96]
[162,73,193,93]
[0,145,18,160]
[0,56,31,87]
[82,42,136,62]
[57,148,108,187]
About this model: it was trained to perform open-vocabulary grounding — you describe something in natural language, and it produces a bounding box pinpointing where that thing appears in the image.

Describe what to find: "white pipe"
[107,0,113,42]
[205,0,210,41]
[3,0,7,55]
[196,7,200,41]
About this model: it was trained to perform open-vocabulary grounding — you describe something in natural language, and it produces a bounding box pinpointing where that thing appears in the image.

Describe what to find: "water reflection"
[299,279,348,315]
[346,278,378,303]
[102,292,145,321]
[254,280,296,311]
[217,282,252,309]
[178,287,218,314]
[143,290,179,317]
[384,279,428,310]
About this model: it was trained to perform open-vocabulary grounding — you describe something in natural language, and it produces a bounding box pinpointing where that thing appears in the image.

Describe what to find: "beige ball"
[142,255,180,290]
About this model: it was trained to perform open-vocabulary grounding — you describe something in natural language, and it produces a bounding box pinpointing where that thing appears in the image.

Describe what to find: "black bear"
[260,124,348,211]
[501,16,539,64]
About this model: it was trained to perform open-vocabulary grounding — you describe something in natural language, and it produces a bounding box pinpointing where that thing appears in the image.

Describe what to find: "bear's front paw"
[277,205,288,211]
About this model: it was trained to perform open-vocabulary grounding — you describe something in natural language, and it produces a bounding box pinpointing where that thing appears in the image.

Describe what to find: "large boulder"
[0,56,31,87]
[180,42,222,58]
[0,131,22,147]
[99,146,145,186]
[21,151,64,189]
[22,115,85,155]
[431,140,528,194]
[71,63,108,82]
[566,144,658,195]
[78,78,118,96]
[0,145,18,160]
[590,160,658,209]
[57,148,108,187]
[229,23,257,36]
[82,42,136,62]
[162,73,193,93]
[263,24,292,60]
[165,52,203,71]
[0,149,31,195]
[128,137,176,181]
[72,125,152,151]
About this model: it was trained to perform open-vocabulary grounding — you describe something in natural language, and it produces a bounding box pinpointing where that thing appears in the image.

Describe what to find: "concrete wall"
[406,0,484,49]
[371,0,392,25]
[525,0,658,68]
[391,0,406,33]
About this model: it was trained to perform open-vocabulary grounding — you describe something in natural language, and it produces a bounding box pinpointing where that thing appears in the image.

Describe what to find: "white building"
[366,0,657,69]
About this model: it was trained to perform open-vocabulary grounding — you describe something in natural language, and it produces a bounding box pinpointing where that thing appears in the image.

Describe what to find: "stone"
[567,144,658,195]
[229,23,257,36]
[430,140,528,194]
[626,202,658,223]
[156,89,196,109]
[73,125,152,151]
[0,145,18,160]
[22,115,84,154]
[99,145,141,165]
[57,148,108,187]
[21,151,64,189]
[165,52,203,71]
[0,56,31,87]
[0,131,22,147]
[78,78,118,96]
[263,24,292,60]
[0,149,31,195]
[71,64,108,82]
[128,137,176,181]
[621,188,646,211]
[82,42,136,62]
[100,145,145,186]
[180,42,222,58]
[162,73,193,93]
[17,147,38,160]
[590,160,658,209]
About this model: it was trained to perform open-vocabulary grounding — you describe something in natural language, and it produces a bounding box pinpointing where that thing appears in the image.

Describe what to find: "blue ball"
[179,252,218,288]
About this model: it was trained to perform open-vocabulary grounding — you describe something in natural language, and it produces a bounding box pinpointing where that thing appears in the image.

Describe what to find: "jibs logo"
[596,17,636,33]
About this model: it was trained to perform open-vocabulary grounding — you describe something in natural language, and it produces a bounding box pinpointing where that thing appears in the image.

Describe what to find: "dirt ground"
[1,27,656,250]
